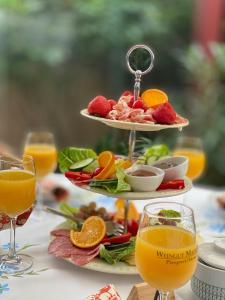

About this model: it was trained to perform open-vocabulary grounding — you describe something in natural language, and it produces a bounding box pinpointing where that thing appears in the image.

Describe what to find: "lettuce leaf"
[112,166,131,193]
[137,144,170,164]
[144,144,170,158]
[59,202,79,215]
[100,238,135,264]
[59,203,79,230]
[159,209,181,219]
[89,167,130,194]
[58,147,97,172]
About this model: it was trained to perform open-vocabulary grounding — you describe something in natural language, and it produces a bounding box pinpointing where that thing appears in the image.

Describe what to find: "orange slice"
[70,216,106,248]
[94,151,115,180]
[119,159,132,169]
[98,150,114,168]
[141,89,168,108]
[115,198,140,221]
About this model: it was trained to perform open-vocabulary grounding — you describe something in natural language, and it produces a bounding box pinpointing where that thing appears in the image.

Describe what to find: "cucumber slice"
[83,159,99,173]
[70,158,94,170]
[147,156,157,165]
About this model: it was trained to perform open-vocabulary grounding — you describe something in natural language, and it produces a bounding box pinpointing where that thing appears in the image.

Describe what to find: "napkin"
[0,208,32,231]
[85,284,121,300]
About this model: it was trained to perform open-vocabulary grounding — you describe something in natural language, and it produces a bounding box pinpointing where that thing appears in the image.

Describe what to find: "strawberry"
[88,95,112,117]
[108,99,117,110]
[132,99,145,109]
[152,102,176,124]
[128,96,135,108]
[121,90,133,97]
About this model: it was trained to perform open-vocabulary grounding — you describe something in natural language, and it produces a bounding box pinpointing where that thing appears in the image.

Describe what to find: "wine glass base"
[0,254,33,274]
[31,207,44,221]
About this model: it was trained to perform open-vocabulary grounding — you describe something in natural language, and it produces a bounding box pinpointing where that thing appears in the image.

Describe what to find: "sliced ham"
[70,247,100,266]
[48,236,72,254]
[175,114,188,124]
[50,229,70,237]
[48,235,100,265]
[107,98,156,124]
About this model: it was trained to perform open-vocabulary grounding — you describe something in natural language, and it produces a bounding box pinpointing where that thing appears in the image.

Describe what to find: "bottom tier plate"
[50,222,138,275]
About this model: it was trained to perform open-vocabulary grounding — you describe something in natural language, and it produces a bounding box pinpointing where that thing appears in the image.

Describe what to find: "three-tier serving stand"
[80,44,192,233]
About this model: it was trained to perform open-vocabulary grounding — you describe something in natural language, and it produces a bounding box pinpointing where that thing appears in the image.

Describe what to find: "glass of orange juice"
[24,132,57,213]
[173,136,206,181]
[135,201,197,300]
[0,155,36,274]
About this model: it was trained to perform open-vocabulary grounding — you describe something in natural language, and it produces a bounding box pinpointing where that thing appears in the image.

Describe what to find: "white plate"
[80,109,189,132]
[71,177,192,200]
[50,222,138,275]
[214,238,225,252]
[198,242,225,270]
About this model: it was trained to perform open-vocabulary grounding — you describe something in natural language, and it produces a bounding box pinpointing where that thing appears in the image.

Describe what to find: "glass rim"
[0,154,34,166]
[143,201,194,220]
[26,131,54,136]
[176,136,203,144]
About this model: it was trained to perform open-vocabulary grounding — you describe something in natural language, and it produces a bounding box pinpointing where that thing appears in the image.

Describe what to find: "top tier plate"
[81,109,189,132]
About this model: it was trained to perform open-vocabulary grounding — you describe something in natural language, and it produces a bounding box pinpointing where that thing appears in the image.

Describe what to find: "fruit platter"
[81,89,189,131]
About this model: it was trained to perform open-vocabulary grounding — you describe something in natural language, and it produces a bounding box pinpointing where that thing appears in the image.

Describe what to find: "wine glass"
[173,136,206,181]
[0,155,36,274]
[23,132,57,214]
[135,201,197,300]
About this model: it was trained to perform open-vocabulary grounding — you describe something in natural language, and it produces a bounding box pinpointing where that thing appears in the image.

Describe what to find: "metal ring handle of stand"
[126,44,155,76]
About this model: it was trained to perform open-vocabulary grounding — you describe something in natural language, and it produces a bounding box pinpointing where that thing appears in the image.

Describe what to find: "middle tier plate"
[71,177,192,200]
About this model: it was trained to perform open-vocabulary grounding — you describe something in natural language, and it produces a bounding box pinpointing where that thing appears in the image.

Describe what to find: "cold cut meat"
[48,235,100,265]
[50,229,70,237]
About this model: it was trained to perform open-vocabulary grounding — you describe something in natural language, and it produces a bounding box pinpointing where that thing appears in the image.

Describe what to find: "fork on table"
[43,206,124,236]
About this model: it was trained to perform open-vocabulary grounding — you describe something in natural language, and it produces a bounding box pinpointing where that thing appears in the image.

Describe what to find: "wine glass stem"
[36,180,43,211]
[8,217,17,259]
[159,291,169,300]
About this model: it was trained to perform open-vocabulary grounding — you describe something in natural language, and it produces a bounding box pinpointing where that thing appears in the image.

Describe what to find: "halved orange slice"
[98,150,114,168]
[141,89,168,108]
[70,216,106,248]
[115,199,140,221]
[94,151,115,180]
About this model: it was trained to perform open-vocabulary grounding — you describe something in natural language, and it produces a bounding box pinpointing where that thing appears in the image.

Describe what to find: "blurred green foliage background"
[0,0,224,186]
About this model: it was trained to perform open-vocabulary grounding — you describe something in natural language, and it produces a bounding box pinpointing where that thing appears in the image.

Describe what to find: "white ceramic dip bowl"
[153,156,188,182]
[125,165,164,192]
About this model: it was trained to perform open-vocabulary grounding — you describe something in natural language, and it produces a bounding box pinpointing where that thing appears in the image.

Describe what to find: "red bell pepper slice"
[65,171,92,181]
[102,232,131,244]
[157,179,185,190]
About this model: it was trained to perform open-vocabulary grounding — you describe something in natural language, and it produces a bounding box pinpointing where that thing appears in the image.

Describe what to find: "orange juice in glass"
[0,170,36,217]
[0,155,36,274]
[135,202,197,300]
[136,226,197,291]
[24,144,57,179]
[23,132,57,214]
[173,137,206,181]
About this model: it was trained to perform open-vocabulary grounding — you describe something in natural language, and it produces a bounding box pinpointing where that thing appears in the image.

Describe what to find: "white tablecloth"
[0,174,224,300]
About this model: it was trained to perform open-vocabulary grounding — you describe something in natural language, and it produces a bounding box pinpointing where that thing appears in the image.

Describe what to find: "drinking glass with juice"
[24,132,57,213]
[0,155,36,274]
[24,143,57,179]
[135,202,197,300]
[173,137,206,181]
